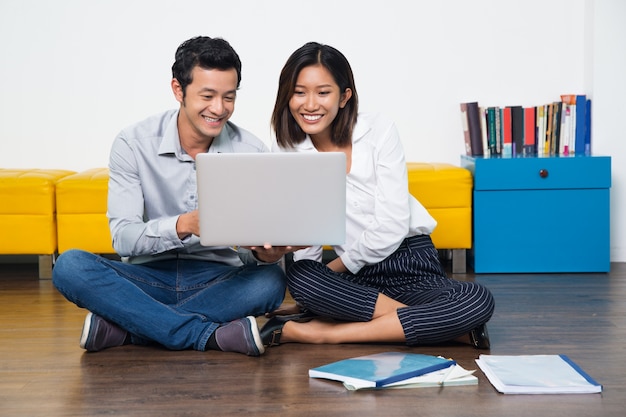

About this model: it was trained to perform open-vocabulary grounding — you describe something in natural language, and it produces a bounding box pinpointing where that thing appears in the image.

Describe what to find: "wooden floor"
[1,261,625,417]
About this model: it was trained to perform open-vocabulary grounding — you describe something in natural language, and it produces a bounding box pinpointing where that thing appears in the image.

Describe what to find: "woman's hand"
[326,256,348,273]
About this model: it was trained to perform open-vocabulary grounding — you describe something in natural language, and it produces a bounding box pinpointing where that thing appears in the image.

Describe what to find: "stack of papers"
[309,352,477,391]
[476,354,602,394]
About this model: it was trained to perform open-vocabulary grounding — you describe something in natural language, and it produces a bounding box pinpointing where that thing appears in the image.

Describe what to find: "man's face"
[173,66,238,143]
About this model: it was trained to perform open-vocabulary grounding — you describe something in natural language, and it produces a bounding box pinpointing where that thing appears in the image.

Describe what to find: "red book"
[523,107,536,156]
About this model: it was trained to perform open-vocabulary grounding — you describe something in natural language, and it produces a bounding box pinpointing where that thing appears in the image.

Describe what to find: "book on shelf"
[479,105,489,157]
[501,106,513,157]
[523,106,536,156]
[475,354,602,395]
[584,98,592,155]
[309,352,456,389]
[575,94,588,155]
[496,107,502,155]
[536,104,546,156]
[459,102,484,156]
[550,101,562,156]
[459,102,473,156]
[510,105,523,157]
[544,102,554,155]
[486,107,498,156]
[560,94,577,156]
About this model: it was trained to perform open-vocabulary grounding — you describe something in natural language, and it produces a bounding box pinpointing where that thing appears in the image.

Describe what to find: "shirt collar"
[158,110,184,157]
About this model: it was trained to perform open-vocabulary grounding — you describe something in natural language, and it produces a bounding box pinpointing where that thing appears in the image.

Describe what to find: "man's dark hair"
[171,36,242,97]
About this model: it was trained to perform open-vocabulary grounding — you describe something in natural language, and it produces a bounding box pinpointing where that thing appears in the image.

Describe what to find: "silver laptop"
[196,152,346,247]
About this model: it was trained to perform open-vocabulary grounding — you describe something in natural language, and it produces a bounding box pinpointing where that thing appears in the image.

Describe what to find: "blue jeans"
[52,249,286,351]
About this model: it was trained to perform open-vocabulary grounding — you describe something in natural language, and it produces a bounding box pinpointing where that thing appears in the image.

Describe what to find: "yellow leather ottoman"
[407,163,472,273]
[55,168,114,255]
[0,168,75,278]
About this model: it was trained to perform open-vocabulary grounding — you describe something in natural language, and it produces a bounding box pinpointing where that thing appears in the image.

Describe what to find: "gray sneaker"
[214,316,265,356]
[80,312,128,352]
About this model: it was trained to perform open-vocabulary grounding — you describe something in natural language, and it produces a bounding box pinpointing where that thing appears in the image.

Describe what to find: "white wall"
[1,0,624,262]
[592,0,626,263]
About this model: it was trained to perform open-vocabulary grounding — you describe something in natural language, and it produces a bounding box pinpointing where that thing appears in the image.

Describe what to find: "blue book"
[584,99,592,155]
[575,94,587,155]
[309,352,455,388]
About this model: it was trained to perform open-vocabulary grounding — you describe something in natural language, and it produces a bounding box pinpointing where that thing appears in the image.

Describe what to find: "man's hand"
[244,244,309,263]
[176,210,200,239]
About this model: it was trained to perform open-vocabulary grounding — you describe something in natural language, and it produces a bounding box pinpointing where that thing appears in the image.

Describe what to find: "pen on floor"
[438,364,455,385]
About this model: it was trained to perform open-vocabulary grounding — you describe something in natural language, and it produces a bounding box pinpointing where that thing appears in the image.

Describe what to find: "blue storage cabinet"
[461,155,611,273]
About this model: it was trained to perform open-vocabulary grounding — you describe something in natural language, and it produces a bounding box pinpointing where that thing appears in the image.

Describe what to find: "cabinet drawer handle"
[539,169,549,178]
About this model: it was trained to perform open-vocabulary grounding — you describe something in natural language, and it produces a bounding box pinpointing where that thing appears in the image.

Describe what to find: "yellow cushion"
[56,168,114,253]
[406,163,472,249]
[0,169,75,254]
[406,163,472,208]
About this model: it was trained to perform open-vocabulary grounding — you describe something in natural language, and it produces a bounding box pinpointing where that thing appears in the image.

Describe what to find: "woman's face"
[289,64,351,142]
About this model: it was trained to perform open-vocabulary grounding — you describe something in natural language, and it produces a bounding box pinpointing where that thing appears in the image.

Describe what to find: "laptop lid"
[196,152,346,247]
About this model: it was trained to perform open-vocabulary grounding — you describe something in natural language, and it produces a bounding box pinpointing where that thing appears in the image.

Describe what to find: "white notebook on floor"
[475,354,602,394]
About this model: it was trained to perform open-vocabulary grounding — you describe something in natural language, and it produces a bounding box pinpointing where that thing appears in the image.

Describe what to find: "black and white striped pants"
[286,235,495,345]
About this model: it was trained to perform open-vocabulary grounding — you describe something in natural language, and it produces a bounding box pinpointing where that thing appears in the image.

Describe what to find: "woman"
[261,42,494,349]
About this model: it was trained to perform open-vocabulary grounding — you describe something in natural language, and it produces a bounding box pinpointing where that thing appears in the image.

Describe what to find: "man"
[53,36,290,356]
